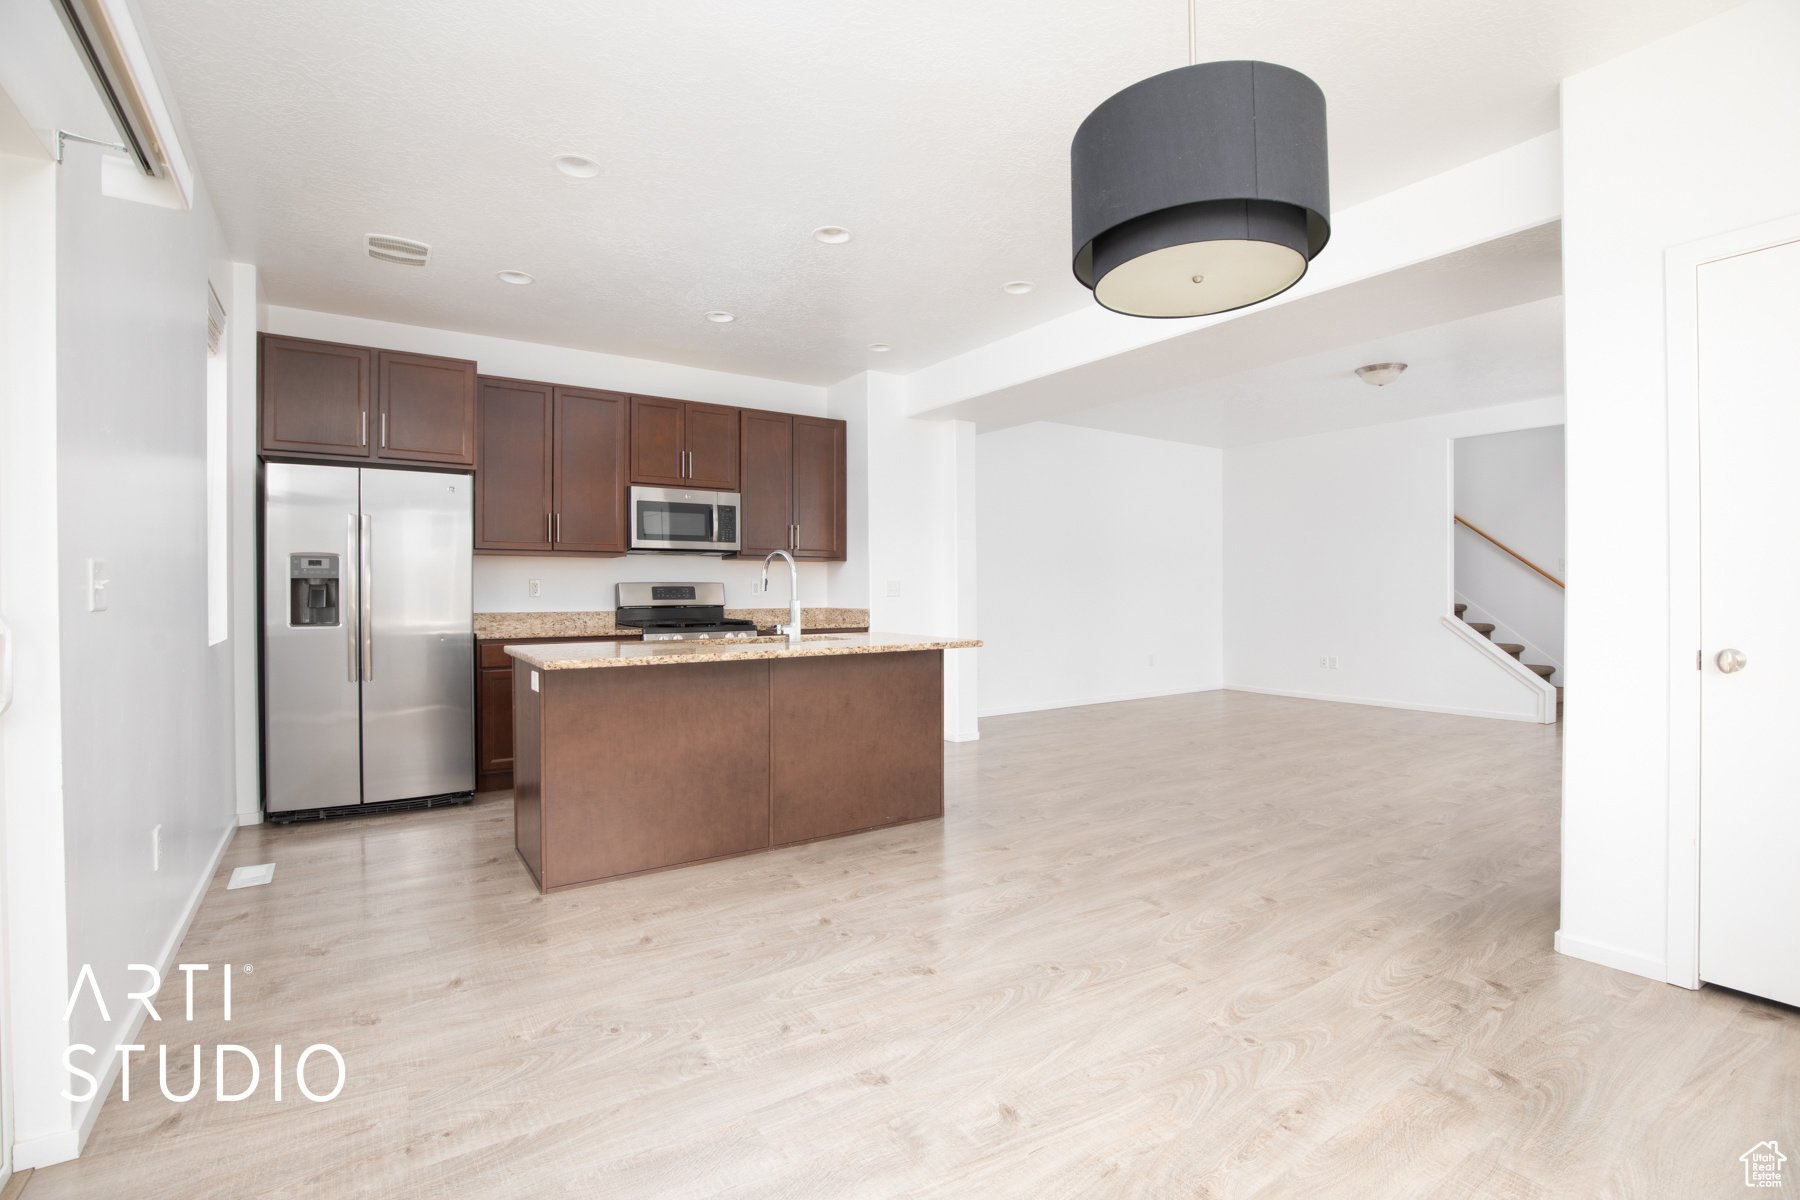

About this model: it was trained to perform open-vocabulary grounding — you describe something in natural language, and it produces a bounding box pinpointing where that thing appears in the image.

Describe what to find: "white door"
[1698,236,1800,1007]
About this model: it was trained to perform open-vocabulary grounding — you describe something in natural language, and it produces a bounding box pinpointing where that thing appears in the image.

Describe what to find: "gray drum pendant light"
[1071,32,1330,319]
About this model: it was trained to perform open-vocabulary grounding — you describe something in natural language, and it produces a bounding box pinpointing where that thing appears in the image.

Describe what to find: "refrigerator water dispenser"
[288,553,340,626]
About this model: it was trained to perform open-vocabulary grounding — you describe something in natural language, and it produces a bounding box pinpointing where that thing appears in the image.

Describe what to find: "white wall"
[977,422,1223,716]
[826,371,977,739]
[0,142,69,1182]
[264,306,826,414]
[1224,397,1565,721]
[1454,425,1565,682]
[51,143,240,1157]
[262,306,835,616]
[1559,0,1800,983]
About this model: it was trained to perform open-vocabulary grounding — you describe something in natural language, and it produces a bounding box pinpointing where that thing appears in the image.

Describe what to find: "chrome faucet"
[761,550,802,640]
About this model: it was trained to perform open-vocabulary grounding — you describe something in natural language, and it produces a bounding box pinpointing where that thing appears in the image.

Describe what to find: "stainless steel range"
[616,582,760,641]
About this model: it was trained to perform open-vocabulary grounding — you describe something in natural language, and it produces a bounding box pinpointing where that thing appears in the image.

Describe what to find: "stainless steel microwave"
[628,486,741,554]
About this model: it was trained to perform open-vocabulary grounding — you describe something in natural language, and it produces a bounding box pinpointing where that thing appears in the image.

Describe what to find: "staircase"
[1455,602,1563,718]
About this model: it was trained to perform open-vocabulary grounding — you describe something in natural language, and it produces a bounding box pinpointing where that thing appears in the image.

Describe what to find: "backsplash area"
[472,554,834,614]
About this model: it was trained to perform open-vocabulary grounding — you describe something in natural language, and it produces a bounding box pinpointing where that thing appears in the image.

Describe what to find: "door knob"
[1717,648,1748,674]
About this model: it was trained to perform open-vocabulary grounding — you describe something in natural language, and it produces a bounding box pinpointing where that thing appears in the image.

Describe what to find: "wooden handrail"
[1454,515,1565,588]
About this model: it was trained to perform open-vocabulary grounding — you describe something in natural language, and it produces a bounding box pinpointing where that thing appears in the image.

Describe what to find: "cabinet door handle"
[380,412,387,447]
[546,512,552,544]
[360,411,367,446]
[555,512,561,543]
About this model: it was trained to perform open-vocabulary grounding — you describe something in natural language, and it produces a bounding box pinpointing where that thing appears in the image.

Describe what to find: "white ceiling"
[1056,294,1565,447]
[136,0,1736,386]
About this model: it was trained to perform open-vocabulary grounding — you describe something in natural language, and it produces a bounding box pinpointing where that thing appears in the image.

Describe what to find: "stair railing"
[1453,516,1565,588]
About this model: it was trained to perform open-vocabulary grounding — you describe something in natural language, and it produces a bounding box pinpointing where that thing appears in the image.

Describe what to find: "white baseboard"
[12,1130,78,1171]
[1225,684,1543,723]
[237,810,263,826]
[979,683,1222,719]
[1554,931,1667,983]
[62,818,238,1160]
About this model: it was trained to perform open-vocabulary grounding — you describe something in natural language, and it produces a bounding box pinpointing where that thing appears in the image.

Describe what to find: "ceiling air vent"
[366,234,429,266]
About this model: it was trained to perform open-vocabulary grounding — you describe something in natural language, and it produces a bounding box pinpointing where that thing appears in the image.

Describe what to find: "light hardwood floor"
[26,691,1797,1199]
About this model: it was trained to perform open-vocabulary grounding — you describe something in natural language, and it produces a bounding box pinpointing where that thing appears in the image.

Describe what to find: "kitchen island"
[505,633,980,892]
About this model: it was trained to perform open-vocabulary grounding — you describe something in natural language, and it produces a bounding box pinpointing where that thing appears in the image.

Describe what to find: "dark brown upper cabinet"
[552,387,630,553]
[792,416,846,559]
[259,334,475,468]
[738,410,846,561]
[475,377,628,556]
[259,335,372,459]
[474,377,553,551]
[629,396,740,491]
[739,410,795,557]
[376,351,477,465]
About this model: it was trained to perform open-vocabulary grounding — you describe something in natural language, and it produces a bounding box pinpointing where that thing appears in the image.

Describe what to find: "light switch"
[88,559,109,612]
[886,580,902,597]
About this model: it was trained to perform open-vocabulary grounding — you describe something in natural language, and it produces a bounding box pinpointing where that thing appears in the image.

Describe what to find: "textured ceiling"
[136,0,1736,386]
[1055,295,1565,448]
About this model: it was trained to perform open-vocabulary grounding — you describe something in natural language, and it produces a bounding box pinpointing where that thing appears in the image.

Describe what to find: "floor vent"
[366,233,430,266]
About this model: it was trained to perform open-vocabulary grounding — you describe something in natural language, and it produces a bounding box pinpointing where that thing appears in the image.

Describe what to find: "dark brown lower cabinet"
[476,637,634,792]
[512,649,945,892]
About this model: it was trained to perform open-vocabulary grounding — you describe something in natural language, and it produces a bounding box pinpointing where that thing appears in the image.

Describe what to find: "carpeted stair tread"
[1526,663,1556,678]
[1496,643,1525,658]
[1466,622,1496,636]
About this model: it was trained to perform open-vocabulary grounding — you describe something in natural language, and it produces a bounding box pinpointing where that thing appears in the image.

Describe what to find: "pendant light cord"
[1188,0,1198,65]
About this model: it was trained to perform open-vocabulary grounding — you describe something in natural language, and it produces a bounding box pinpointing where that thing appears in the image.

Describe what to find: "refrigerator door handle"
[360,513,375,681]
[346,513,361,681]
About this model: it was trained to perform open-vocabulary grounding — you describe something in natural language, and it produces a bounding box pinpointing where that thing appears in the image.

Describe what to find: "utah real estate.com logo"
[1742,1141,1786,1189]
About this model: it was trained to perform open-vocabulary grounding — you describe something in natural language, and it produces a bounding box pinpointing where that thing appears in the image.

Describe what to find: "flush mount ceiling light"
[553,154,600,178]
[1355,362,1408,387]
[868,343,892,352]
[496,270,534,285]
[1071,24,1329,319]
[366,234,429,266]
[704,311,735,323]
[813,227,852,244]
[1001,281,1035,295]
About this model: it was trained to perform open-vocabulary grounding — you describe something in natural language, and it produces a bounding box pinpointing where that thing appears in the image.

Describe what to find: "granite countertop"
[473,608,870,640]
[505,632,981,670]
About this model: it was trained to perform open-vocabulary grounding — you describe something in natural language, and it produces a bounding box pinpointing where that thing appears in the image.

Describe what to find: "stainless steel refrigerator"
[263,463,474,818]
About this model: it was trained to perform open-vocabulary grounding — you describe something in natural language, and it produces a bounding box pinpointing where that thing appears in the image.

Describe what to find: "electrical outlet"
[1147,655,1155,668]
[152,824,162,871]
[886,580,902,597]
[88,558,110,612]
[527,578,541,598]
[1319,656,1328,668]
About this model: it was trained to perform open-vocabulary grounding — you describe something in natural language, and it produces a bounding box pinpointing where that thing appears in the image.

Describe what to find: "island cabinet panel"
[376,350,477,466]
[791,416,846,560]
[521,661,771,890]
[628,396,685,486]
[770,651,944,844]
[259,334,372,459]
[552,387,630,552]
[738,409,794,556]
[474,377,554,550]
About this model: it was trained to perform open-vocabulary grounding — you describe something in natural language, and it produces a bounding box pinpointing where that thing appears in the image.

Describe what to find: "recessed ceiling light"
[496,270,534,285]
[553,154,599,178]
[813,227,852,244]
[868,343,891,352]
[1355,362,1408,387]
[1001,281,1035,294]
[704,311,735,323]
